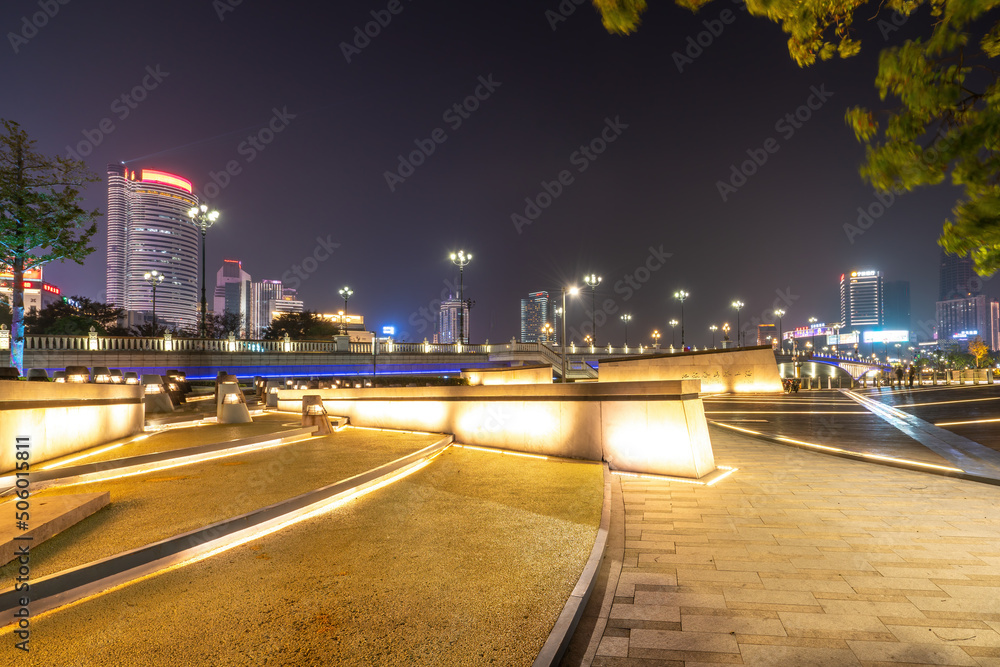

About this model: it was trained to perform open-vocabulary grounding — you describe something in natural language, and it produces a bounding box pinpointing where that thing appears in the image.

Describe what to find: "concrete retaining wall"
[462,365,552,385]
[277,380,715,479]
[0,383,144,473]
[599,346,783,393]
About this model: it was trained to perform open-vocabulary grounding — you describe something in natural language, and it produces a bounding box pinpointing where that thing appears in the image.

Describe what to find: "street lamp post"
[710,324,718,348]
[143,270,164,331]
[560,286,579,382]
[450,250,472,344]
[541,322,554,343]
[722,323,731,347]
[775,308,785,354]
[652,329,660,348]
[188,204,220,338]
[668,319,678,348]
[674,290,688,347]
[338,286,353,335]
[583,273,602,346]
[621,313,632,347]
[731,300,744,347]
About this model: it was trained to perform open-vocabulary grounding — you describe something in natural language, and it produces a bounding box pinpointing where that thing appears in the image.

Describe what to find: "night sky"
[2,0,982,345]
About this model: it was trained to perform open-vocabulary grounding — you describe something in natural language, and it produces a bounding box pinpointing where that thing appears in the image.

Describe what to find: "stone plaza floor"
[565,426,1000,666]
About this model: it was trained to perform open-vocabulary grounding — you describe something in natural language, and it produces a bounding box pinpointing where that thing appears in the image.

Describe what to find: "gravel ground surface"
[13,447,603,666]
[40,412,301,469]
[0,428,441,581]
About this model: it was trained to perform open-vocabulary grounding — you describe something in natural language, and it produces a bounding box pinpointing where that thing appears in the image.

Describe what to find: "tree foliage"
[593,0,1000,274]
[24,296,125,335]
[969,335,991,367]
[0,119,99,370]
[261,311,339,340]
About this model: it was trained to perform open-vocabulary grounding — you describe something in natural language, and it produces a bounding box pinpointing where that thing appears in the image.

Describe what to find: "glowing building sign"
[862,330,909,343]
[382,326,396,336]
[140,169,193,194]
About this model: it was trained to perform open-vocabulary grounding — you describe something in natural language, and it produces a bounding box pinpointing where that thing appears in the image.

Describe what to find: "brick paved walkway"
[564,428,1000,666]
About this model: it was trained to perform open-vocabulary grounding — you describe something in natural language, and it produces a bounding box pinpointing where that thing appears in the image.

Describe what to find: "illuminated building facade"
[106,164,200,330]
[520,291,551,342]
[840,270,883,329]
[438,296,469,344]
[936,295,1000,350]
[0,267,62,313]
[214,260,252,315]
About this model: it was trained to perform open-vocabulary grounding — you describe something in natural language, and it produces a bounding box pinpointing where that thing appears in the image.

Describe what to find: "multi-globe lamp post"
[621,313,632,347]
[709,324,718,348]
[674,289,688,348]
[732,300,744,348]
[143,270,164,331]
[338,286,353,335]
[583,273,602,345]
[668,319,678,348]
[774,308,785,354]
[450,250,472,344]
[188,204,220,338]
[541,322,554,343]
[652,329,660,349]
[560,286,579,382]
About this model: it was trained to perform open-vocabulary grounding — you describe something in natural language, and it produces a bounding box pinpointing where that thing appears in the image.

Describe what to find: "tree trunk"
[10,255,24,374]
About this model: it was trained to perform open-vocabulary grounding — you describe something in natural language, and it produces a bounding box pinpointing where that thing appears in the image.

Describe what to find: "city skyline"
[5,2,996,346]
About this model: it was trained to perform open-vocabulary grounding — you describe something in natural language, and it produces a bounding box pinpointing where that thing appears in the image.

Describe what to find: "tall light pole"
[775,308,785,354]
[188,204,220,338]
[450,250,472,344]
[669,319,678,348]
[732,300,744,347]
[338,286,353,335]
[143,270,164,332]
[652,329,661,348]
[621,313,632,346]
[583,273,602,345]
[709,324,718,348]
[674,289,689,347]
[560,286,579,382]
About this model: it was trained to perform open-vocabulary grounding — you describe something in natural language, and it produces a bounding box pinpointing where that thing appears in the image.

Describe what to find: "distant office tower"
[840,270,883,329]
[883,280,911,331]
[247,280,282,338]
[520,291,551,342]
[936,296,1000,350]
[438,296,470,344]
[214,260,252,314]
[939,249,980,301]
[106,164,200,330]
[756,323,777,346]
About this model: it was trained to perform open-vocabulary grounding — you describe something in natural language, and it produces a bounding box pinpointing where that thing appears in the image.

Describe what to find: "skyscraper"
[883,280,911,331]
[106,164,200,330]
[936,295,1000,350]
[214,260,252,315]
[248,280,284,338]
[520,291,550,342]
[840,270,883,329]
[939,249,980,301]
[437,296,469,344]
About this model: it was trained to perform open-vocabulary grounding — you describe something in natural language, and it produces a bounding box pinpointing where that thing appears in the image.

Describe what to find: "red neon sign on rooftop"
[140,169,193,194]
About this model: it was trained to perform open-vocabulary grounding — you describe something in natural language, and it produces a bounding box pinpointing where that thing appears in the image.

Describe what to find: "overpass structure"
[775,352,891,380]
[14,334,675,380]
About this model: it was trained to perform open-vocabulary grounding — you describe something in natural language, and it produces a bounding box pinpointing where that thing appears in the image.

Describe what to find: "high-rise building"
[106,164,200,330]
[840,270,883,330]
[247,280,283,338]
[214,260,251,315]
[520,291,551,342]
[939,249,980,301]
[936,295,1000,350]
[883,280,911,332]
[437,296,469,344]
